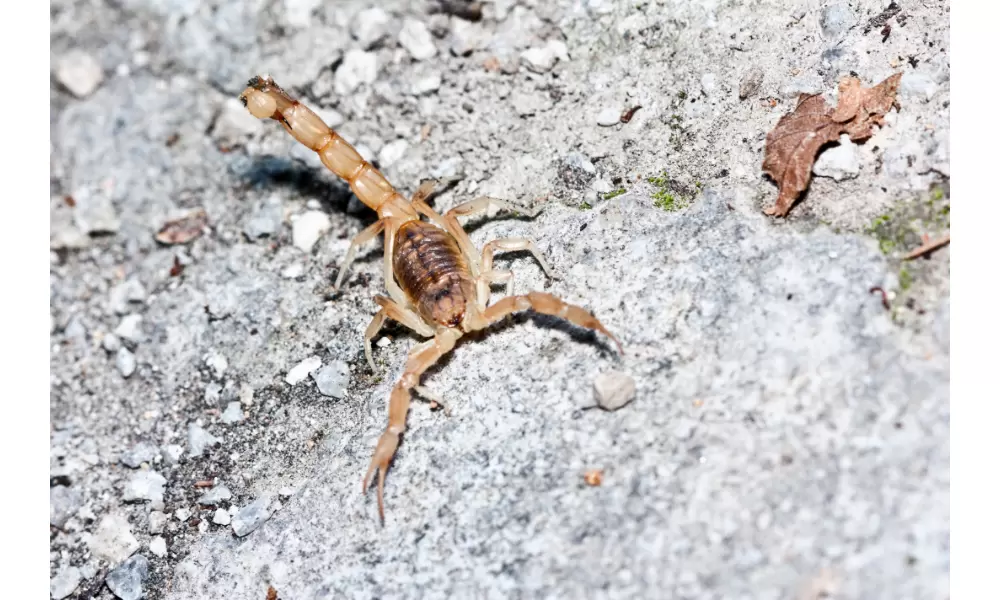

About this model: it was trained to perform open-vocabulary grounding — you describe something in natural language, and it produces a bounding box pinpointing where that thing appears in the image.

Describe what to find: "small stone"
[597,107,620,127]
[198,485,233,506]
[399,19,437,60]
[120,442,158,468]
[520,40,568,73]
[351,7,391,49]
[114,314,143,344]
[820,2,855,39]
[213,508,231,525]
[376,337,391,348]
[700,72,717,95]
[244,194,284,240]
[89,514,140,563]
[116,347,137,378]
[281,263,305,279]
[283,0,320,28]
[160,444,183,466]
[232,496,274,537]
[204,382,223,406]
[511,90,553,116]
[105,555,149,600]
[55,51,104,98]
[378,139,410,168]
[285,355,322,385]
[102,333,122,352]
[148,511,167,534]
[593,371,637,411]
[311,361,351,399]
[221,401,244,424]
[813,134,861,181]
[739,67,765,99]
[175,507,191,521]
[239,383,255,406]
[148,536,167,558]
[50,566,82,599]
[292,210,331,253]
[73,189,120,235]
[334,49,377,95]
[410,73,442,96]
[213,97,264,144]
[188,423,221,458]
[123,470,166,504]
[50,485,83,528]
[204,352,228,378]
[899,72,939,103]
[449,18,488,56]
[109,278,146,315]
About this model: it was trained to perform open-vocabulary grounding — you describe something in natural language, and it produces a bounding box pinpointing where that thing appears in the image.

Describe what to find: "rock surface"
[50,1,949,598]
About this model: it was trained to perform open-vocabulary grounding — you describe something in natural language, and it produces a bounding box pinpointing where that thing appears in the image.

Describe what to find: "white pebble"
[281,263,305,279]
[813,134,861,182]
[286,355,322,385]
[351,7,391,49]
[597,107,620,127]
[116,347,137,378]
[399,19,437,60]
[213,508,231,525]
[114,314,143,344]
[55,51,104,98]
[593,371,637,411]
[148,536,167,558]
[378,139,410,168]
[334,49,377,95]
[292,210,331,253]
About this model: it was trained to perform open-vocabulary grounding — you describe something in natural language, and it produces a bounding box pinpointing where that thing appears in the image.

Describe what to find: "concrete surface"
[50,1,949,598]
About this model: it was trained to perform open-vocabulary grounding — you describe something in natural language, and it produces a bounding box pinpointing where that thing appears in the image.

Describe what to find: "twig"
[902,234,950,260]
[869,287,891,310]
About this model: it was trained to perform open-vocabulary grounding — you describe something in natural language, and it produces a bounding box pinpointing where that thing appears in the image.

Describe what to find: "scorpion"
[239,75,623,521]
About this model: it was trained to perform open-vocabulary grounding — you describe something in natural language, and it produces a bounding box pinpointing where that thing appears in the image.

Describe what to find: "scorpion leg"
[476,237,560,305]
[380,219,407,305]
[443,196,541,275]
[363,328,462,521]
[475,270,514,310]
[333,218,385,293]
[479,291,623,354]
[364,295,435,371]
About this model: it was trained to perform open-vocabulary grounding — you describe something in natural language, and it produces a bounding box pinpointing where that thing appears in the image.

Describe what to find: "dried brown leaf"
[762,73,902,216]
[761,94,843,216]
[155,208,209,245]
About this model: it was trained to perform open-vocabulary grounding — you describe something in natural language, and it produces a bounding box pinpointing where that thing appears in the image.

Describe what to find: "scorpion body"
[239,76,622,521]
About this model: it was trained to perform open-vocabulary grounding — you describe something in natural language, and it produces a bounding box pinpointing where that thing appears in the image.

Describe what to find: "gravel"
[399,18,437,60]
[149,536,167,558]
[54,50,104,98]
[116,347,137,378]
[50,485,83,528]
[813,134,862,182]
[596,107,621,127]
[50,566,82,599]
[351,7,391,49]
[310,360,350,399]
[122,469,167,505]
[212,508,231,525]
[113,315,143,345]
[334,49,377,95]
[187,423,221,458]
[221,401,244,424]
[148,511,167,535]
[88,514,140,563]
[231,497,274,537]
[197,485,233,506]
[120,442,158,468]
[593,371,637,411]
[285,355,322,385]
[291,211,331,253]
[106,555,150,600]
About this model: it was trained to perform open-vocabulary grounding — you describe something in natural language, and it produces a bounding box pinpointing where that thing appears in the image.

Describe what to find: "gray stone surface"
[51,0,949,598]
[50,485,83,528]
[106,555,150,600]
[50,566,82,599]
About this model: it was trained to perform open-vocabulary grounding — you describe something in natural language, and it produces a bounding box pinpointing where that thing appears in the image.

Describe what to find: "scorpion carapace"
[239,75,623,522]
